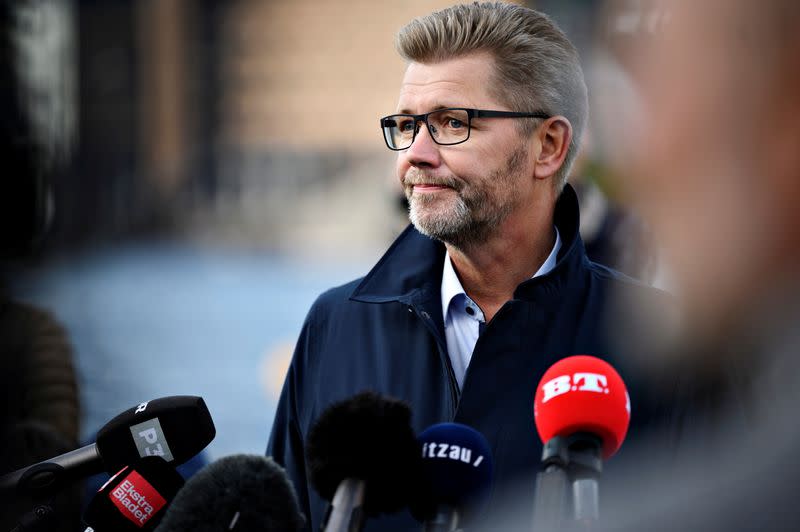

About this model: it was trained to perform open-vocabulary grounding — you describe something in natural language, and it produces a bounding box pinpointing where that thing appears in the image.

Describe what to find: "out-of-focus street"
[10,242,368,459]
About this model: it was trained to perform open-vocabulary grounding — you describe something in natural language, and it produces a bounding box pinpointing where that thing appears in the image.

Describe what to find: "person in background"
[570,128,656,282]
[0,298,83,532]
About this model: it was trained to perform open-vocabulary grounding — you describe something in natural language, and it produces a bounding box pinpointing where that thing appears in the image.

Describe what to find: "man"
[268,3,668,530]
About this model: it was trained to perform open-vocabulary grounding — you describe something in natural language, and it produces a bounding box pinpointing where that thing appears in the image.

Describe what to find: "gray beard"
[406,146,526,249]
[408,190,503,248]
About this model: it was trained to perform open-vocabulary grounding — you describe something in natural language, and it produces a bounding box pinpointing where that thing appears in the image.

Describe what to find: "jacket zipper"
[411,305,460,417]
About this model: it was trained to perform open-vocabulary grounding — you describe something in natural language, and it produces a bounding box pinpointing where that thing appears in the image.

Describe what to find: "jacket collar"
[349,183,587,305]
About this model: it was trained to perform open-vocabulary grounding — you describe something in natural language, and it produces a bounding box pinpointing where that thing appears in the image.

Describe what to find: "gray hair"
[396,2,588,191]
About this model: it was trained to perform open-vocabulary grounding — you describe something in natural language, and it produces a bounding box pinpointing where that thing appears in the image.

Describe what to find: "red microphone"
[531,355,631,528]
[534,355,630,459]
[82,456,184,531]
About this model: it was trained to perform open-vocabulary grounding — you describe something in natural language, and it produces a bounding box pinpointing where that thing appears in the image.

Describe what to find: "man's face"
[395,53,534,247]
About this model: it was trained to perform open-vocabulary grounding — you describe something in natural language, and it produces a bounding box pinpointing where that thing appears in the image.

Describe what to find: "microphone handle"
[573,477,599,522]
[0,444,103,494]
[532,463,570,531]
[7,504,55,532]
[322,478,366,532]
[423,504,460,532]
[567,433,603,525]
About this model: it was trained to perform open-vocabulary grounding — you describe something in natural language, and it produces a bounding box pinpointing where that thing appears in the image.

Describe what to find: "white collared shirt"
[440,227,562,390]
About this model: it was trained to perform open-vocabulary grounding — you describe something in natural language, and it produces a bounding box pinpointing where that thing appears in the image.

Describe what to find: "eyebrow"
[395,104,460,115]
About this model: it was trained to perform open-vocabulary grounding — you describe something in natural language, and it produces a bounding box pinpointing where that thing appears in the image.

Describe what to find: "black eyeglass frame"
[379,108,551,151]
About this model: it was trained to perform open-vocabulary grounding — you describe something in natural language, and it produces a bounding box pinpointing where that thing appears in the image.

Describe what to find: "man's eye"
[445,117,465,129]
[398,119,416,132]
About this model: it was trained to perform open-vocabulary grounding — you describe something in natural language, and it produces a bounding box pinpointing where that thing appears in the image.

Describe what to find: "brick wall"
[219,0,476,151]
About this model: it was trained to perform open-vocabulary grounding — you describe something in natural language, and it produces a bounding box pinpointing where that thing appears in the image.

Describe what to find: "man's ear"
[533,117,572,180]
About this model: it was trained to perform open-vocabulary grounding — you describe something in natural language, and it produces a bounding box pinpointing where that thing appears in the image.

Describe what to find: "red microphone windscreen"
[534,355,630,459]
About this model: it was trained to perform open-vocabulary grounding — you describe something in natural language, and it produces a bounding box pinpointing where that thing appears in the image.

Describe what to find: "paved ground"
[9,240,368,460]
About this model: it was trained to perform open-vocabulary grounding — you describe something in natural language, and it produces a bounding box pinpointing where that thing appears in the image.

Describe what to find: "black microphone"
[82,456,184,531]
[1,396,216,496]
[413,423,494,532]
[306,391,421,532]
[153,454,305,531]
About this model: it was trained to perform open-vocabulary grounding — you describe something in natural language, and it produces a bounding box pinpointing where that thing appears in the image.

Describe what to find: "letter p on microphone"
[129,418,175,462]
[139,428,158,444]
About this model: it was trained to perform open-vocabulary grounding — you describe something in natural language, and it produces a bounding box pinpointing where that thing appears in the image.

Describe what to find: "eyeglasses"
[380,107,550,151]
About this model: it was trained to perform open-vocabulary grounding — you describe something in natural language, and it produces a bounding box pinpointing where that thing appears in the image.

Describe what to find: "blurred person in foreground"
[484,1,800,530]
[268,3,675,531]
[606,0,800,529]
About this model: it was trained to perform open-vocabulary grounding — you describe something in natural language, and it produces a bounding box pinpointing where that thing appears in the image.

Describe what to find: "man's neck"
[446,205,557,323]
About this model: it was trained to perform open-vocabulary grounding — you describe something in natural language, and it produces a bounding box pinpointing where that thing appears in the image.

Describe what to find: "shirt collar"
[440,226,562,322]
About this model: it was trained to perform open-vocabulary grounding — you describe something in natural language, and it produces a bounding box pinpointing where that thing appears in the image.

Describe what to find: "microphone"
[82,456,184,531]
[532,355,630,527]
[2,396,216,496]
[153,454,305,531]
[413,422,493,532]
[306,391,420,532]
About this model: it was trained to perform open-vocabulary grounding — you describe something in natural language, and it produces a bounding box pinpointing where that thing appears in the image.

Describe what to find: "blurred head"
[391,2,587,247]
[621,0,800,338]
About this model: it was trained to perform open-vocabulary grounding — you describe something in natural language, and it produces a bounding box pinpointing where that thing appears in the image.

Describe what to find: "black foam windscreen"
[96,396,216,474]
[306,391,421,515]
[154,454,305,531]
[83,456,184,531]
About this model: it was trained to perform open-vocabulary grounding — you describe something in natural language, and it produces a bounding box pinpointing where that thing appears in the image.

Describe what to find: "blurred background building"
[2,0,663,460]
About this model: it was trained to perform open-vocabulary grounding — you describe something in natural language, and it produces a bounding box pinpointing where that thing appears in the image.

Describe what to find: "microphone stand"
[532,436,571,531]
[566,433,603,525]
[322,478,366,532]
[424,504,461,532]
[532,433,603,531]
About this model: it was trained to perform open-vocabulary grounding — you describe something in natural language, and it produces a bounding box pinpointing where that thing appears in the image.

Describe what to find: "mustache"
[403,170,461,189]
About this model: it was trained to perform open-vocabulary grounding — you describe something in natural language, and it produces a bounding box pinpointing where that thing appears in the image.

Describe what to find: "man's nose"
[405,121,442,168]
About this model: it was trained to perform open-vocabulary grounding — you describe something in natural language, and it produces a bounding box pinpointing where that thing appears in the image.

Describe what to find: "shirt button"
[465,306,475,316]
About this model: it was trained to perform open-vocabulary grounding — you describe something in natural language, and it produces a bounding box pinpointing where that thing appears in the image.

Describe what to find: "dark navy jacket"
[267,185,672,531]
